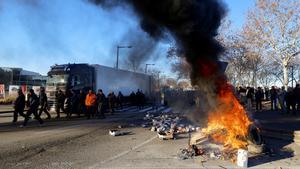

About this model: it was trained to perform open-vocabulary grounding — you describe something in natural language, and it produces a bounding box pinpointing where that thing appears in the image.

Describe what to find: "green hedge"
[0,97,16,105]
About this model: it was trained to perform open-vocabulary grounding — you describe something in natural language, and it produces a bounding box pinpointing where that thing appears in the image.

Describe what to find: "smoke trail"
[91,0,228,114]
[127,0,227,84]
[92,0,227,83]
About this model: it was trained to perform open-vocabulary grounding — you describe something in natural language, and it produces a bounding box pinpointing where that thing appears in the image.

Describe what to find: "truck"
[45,63,152,110]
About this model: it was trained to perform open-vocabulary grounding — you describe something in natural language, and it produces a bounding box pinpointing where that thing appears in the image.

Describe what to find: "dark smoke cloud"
[92,0,227,85]
[90,0,229,123]
[128,0,227,84]
[119,29,158,72]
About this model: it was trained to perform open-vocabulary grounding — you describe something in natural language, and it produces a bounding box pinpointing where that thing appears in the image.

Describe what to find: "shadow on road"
[248,101,300,167]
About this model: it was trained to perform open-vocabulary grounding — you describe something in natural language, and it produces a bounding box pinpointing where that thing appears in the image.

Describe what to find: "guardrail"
[0,108,34,115]
[0,110,14,114]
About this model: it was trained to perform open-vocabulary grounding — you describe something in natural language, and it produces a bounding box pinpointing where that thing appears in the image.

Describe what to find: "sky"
[223,0,255,29]
[0,0,255,76]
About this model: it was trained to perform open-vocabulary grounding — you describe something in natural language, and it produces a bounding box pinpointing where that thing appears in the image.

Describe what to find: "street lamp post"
[116,45,132,69]
[145,63,155,74]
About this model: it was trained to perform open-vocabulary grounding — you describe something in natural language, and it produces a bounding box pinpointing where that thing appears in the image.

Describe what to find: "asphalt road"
[0,105,300,168]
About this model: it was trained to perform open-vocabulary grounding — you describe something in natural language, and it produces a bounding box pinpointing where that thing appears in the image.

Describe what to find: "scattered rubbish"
[177,145,204,160]
[150,126,156,132]
[109,130,130,136]
[247,143,265,154]
[118,125,122,129]
[158,131,174,140]
[178,148,196,160]
[143,112,200,140]
[141,124,149,128]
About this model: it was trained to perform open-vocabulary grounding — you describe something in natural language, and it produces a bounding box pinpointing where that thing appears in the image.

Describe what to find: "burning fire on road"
[202,83,252,150]
[93,0,262,164]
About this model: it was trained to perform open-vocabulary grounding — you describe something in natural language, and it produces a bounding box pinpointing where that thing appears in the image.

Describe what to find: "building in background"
[0,67,46,90]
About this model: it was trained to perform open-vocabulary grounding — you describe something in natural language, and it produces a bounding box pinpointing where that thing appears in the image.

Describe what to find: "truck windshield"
[47,74,69,86]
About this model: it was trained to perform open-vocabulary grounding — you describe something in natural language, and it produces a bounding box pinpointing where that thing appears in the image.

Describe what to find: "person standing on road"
[85,90,96,119]
[117,91,124,109]
[264,87,269,101]
[270,86,278,111]
[12,89,26,123]
[107,91,116,114]
[278,86,286,113]
[78,89,86,117]
[246,87,253,111]
[38,88,51,119]
[55,90,65,118]
[21,89,44,127]
[96,89,106,119]
[64,89,73,118]
[294,84,300,111]
[136,90,142,110]
[255,87,263,111]
[130,91,136,107]
[70,90,80,118]
[286,87,296,115]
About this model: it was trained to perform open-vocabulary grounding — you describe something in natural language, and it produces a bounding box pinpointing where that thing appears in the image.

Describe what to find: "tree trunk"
[283,62,289,90]
[252,70,257,88]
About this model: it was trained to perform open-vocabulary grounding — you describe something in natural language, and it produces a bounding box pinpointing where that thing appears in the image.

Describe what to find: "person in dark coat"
[21,89,44,127]
[264,87,269,101]
[70,90,80,117]
[286,87,296,115]
[55,90,65,118]
[107,91,116,114]
[96,89,106,118]
[78,89,86,117]
[255,87,263,111]
[294,84,300,111]
[246,87,253,110]
[12,89,26,123]
[38,88,51,119]
[117,91,124,109]
[278,86,287,112]
[130,91,136,107]
[136,90,143,110]
[270,86,278,110]
[64,89,73,118]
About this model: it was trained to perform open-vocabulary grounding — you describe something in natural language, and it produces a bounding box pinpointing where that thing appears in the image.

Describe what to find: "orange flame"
[203,83,252,149]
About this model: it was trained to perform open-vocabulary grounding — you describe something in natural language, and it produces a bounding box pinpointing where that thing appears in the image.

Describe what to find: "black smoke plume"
[92,0,226,85]
[128,0,226,84]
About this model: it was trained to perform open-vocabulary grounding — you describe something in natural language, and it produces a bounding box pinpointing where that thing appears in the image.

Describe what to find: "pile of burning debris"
[142,111,200,140]
[178,132,245,162]
[176,123,272,168]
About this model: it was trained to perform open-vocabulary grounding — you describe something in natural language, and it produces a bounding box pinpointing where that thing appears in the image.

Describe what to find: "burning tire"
[248,125,262,145]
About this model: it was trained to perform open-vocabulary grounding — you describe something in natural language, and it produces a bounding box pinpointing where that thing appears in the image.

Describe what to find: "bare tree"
[166,45,191,79]
[164,77,178,89]
[177,80,191,90]
[243,0,300,89]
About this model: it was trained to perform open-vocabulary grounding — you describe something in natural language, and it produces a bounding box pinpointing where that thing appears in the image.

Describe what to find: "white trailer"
[92,64,152,95]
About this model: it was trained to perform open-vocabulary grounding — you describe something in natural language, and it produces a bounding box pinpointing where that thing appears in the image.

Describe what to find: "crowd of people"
[237,84,300,115]
[12,88,147,127]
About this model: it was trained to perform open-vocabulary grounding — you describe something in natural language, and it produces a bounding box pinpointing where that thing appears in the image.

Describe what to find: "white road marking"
[88,135,157,169]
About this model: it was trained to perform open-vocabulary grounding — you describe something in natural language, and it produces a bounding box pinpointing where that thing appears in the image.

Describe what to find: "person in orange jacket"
[85,90,96,119]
